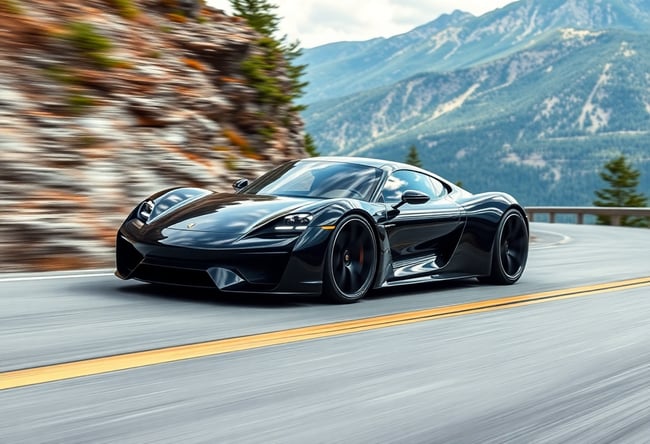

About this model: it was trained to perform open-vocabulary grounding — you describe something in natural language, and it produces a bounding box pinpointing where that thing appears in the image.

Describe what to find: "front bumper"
[115,223,330,295]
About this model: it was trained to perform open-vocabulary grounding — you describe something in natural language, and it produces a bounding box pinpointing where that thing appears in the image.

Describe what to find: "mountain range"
[300,0,650,206]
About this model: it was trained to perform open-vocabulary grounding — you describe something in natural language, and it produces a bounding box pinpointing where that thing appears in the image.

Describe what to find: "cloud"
[276,0,448,47]
[211,0,514,48]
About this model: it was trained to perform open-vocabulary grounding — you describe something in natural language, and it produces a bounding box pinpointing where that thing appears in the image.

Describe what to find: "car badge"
[187,222,196,229]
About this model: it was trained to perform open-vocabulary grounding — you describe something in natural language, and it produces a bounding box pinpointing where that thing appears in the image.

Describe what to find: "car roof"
[298,156,425,174]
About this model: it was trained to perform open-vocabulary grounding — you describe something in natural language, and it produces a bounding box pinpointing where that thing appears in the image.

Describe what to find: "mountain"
[0,0,306,271]
[301,0,650,104]
[299,10,473,104]
[301,0,650,206]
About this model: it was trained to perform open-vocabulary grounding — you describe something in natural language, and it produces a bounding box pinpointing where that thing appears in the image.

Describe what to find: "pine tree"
[405,145,423,168]
[230,0,279,36]
[593,155,648,227]
[230,0,307,110]
[304,133,319,157]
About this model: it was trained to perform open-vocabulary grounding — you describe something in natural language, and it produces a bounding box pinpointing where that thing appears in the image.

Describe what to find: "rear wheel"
[480,209,529,285]
[323,215,378,303]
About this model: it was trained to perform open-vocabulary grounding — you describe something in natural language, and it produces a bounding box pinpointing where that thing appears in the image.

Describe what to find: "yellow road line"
[2,277,649,391]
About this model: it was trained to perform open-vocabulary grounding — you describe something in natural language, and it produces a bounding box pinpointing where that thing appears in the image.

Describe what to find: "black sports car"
[116,157,529,303]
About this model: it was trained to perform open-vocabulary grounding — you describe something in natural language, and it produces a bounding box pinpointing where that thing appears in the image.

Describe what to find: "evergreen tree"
[304,133,319,157]
[405,145,423,168]
[230,0,307,111]
[593,155,648,227]
[230,0,279,36]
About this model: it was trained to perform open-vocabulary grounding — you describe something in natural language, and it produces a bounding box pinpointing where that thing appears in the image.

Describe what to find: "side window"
[428,176,446,197]
[381,170,446,204]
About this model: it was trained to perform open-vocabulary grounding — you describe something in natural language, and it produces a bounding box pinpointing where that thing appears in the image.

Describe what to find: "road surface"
[1,222,649,443]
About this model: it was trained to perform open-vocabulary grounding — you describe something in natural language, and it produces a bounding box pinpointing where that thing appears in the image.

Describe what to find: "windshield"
[242,160,384,201]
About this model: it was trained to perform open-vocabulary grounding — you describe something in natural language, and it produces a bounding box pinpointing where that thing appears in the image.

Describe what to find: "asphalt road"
[1,222,649,443]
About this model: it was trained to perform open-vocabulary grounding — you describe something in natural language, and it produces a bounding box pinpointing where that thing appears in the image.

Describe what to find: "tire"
[323,215,378,303]
[480,209,529,285]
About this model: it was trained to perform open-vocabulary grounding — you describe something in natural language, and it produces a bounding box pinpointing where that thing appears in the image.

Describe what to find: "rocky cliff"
[0,0,307,272]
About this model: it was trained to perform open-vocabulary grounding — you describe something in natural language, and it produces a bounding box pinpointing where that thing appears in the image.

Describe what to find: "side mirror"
[232,178,249,191]
[393,189,430,210]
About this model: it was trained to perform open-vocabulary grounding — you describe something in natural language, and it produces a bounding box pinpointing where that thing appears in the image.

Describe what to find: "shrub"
[258,124,276,141]
[65,22,115,69]
[67,93,95,115]
[43,66,78,84]
[108,0,139,19]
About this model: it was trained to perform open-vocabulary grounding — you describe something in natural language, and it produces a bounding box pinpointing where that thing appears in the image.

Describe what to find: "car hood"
[147,193,317,234]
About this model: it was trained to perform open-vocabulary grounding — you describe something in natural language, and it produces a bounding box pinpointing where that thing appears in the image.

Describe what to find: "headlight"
[274,213,313,232]
[137,200,155,222]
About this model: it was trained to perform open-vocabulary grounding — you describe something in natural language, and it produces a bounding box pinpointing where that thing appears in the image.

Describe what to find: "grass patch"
[67,93,95,115]
[108,0,139,19]
[65,22,115,69]
[43,66,79,84]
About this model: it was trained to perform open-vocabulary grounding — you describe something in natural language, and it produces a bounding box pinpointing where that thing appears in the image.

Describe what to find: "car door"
[381,170,465,279]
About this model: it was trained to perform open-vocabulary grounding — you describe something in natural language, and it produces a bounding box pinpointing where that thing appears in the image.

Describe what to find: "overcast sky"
[210,1,515,48]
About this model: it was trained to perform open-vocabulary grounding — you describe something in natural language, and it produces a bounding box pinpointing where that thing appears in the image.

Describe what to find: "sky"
[209,0,515,48]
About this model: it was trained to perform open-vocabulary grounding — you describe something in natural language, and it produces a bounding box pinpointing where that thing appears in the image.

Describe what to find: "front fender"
[137,187,212,224]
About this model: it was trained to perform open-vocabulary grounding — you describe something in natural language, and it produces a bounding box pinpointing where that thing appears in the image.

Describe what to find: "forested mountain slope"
[301,0,650,206]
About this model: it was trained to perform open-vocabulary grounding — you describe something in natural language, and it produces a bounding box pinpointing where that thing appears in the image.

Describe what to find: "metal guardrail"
[525,207,650,226]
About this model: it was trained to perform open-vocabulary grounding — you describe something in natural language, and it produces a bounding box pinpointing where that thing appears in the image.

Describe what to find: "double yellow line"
[2,277,649,391]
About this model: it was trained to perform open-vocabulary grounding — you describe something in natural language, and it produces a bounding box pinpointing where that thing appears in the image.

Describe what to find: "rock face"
[0,0,307,272]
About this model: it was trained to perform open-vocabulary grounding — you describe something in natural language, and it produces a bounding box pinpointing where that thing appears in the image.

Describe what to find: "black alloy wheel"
[481,209,529,285]
[323,215,378,303]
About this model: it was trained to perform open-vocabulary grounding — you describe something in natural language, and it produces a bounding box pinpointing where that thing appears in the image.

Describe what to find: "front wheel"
[480,209,529,285]
[323,215,378,303]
